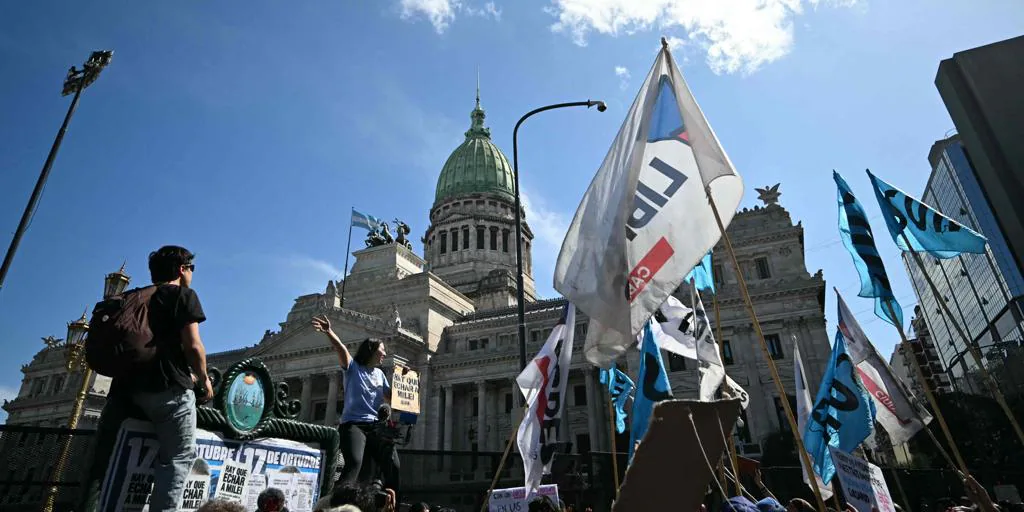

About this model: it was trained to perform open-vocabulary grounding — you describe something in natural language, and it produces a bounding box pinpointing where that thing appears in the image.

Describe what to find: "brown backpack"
[85,285,160,378]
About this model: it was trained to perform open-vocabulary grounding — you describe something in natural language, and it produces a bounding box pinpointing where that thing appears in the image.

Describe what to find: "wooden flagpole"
[705,186,828,512]
[479,407,526,512]
[712,292,742,496]
[900,232,1024,447]
[881,299,970,475]
[607,394,621,500]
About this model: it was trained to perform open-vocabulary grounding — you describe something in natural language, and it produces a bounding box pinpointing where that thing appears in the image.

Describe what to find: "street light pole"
[0,50,113,294]
[512,100,606,371]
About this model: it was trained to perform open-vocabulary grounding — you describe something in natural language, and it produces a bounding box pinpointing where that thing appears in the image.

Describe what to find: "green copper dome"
[434,92,516,206]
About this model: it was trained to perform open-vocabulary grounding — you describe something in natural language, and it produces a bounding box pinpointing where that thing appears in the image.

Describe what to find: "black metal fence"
[2,425,1023,512]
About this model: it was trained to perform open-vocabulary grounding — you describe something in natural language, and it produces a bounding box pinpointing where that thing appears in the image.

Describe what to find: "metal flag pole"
[704,185,828,512]
[900,231,1024,447]
[340,207,354,308]
[880,299,969,475]
[711,291,742,496]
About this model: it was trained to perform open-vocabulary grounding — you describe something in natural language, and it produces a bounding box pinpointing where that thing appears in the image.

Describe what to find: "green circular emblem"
[225,371,266,432]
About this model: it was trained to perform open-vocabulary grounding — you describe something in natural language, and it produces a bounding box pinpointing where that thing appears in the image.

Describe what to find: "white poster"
[215,459,251,502]
[488,484,559,512]
[829,446,896,512]
[179,459,212,511]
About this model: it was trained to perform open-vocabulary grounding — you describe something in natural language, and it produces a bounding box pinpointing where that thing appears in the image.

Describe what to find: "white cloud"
[521,189,568,256]
[398,0,501,33]
[547,0,858,75]
[0,386,18,424]
[614,65,631,90]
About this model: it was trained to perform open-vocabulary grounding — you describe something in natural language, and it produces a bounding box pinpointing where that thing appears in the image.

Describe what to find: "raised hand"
[312,315,331,333]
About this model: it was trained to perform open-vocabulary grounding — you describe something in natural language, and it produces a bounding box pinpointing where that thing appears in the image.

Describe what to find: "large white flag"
[516,303,576,496]
[836,290,932,445]
[795,341,835,499]
[653,288,748,407]
[554,41,744,367]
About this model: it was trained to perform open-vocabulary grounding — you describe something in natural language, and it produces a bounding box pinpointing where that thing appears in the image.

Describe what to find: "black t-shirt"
[111,284,206,394]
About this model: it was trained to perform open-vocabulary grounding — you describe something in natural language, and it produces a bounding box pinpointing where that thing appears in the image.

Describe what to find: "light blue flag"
[599,363,635,434]
[629,321,673,462]
[803,327,877,485]
[868,170,987,259]
[351,208,383,231]
[834,171,903,328]
[684,251,716,293]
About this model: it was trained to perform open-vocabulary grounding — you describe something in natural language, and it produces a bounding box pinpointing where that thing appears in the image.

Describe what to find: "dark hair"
[409,503,430,512]
[328,482,376,512]
[258,487,286,511]
[354,338,383,366]
[197,499,247,512]
[529,496,559,512]
[149,245,194,283]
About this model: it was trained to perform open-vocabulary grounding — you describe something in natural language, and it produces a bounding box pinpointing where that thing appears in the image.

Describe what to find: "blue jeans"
[81,387,196,512]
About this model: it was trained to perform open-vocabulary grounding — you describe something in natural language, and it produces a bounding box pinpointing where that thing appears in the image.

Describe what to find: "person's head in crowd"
[322,482,377,512]
[313,504,361,512]
[149,245,195,286]
[787,498,815,512]
[197,499,248,512]
[258,487,288,512]
[528,495,560,512]
[723,496,759,512]
[757,497,786,512]
[354,338,387,368]
[409,502,430,512]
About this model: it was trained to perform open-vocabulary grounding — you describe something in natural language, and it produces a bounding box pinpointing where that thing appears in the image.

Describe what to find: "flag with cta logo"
[554,41,744,368]
[836,290,931,445]
[794,341,835,500]
[599,363,635,434]
[834,171,903,328]
[868,170,987,258]
[351,208,383,231]
[516,304,576,496]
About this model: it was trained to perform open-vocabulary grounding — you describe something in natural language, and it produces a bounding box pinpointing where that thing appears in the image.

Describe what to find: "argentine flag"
[351,209,383,231]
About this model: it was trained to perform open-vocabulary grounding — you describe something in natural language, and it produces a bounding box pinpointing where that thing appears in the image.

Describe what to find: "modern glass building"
[903,135,1024,394]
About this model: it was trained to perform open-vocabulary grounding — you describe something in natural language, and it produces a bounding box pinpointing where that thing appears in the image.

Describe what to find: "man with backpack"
[79,245,214,511]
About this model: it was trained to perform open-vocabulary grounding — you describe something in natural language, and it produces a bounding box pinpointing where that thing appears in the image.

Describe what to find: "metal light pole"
[0,50,113,294]
[512,100,606,371]
[43,264,130,512]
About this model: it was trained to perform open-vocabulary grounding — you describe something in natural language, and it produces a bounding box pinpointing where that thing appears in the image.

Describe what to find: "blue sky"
[1,1,1021,422]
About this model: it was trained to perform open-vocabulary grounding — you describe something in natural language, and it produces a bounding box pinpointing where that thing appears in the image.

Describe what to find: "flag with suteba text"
[868,170,987,259]
[630,320,673,462]
[554,41,743,368]
[834,171,903,328]
[516,303,575,497]
[804,324,877,485]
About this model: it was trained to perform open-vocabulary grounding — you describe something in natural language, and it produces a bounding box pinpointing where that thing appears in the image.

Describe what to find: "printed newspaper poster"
[99,419,325,512]
[829,446,896,512]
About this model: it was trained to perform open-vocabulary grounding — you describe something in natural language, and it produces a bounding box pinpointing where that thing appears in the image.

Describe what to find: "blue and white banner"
[599,363,635,434]
[834,171,903,328]
[804,328,877,485]
[351,208,383,231]
[630,320,673,462]
[554,43,743,368]
[100,419,324,512]
[868,170,987,259]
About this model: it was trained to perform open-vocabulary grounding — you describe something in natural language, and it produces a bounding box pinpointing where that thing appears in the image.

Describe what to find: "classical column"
[489,387,500,451]
[324,371,339,427]
[584,368,599,452]
[444,385,454,451]
[477,381,487,451]
[300,375,313,422]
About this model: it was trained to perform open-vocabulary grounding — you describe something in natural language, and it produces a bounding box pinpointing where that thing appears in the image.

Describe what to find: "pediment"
[251,309,395,358]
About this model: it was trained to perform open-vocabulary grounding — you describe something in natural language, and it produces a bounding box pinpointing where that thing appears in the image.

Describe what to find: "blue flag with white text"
[834,171,903,328]
[600,364,635,434]
[630,321,673,462]
[804,328,877,485]
[351,209,383,231]
[685,251,716,293]
[868,170,987,259]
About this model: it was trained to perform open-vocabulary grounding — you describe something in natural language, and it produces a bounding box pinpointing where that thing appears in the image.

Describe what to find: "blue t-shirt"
[340,361,390,424]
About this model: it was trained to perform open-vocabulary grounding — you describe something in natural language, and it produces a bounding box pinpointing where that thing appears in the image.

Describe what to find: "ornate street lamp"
[44,264,129,511]
[511,100,606,372]
[0,50,114,293]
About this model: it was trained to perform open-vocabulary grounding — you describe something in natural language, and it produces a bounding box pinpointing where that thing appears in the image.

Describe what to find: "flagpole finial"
[475,66,481,109]
[661,36,669,50]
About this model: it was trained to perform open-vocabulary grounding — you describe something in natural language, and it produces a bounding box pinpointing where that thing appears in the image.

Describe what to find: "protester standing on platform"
[79,245,214,511]
[312,315,399,494]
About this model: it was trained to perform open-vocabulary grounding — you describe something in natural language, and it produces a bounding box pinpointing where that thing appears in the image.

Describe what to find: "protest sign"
[829,446,896,512]
[488,484,559,512]
[392,366,420,414]
[179,459,212,512]
[99,419,325,512]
